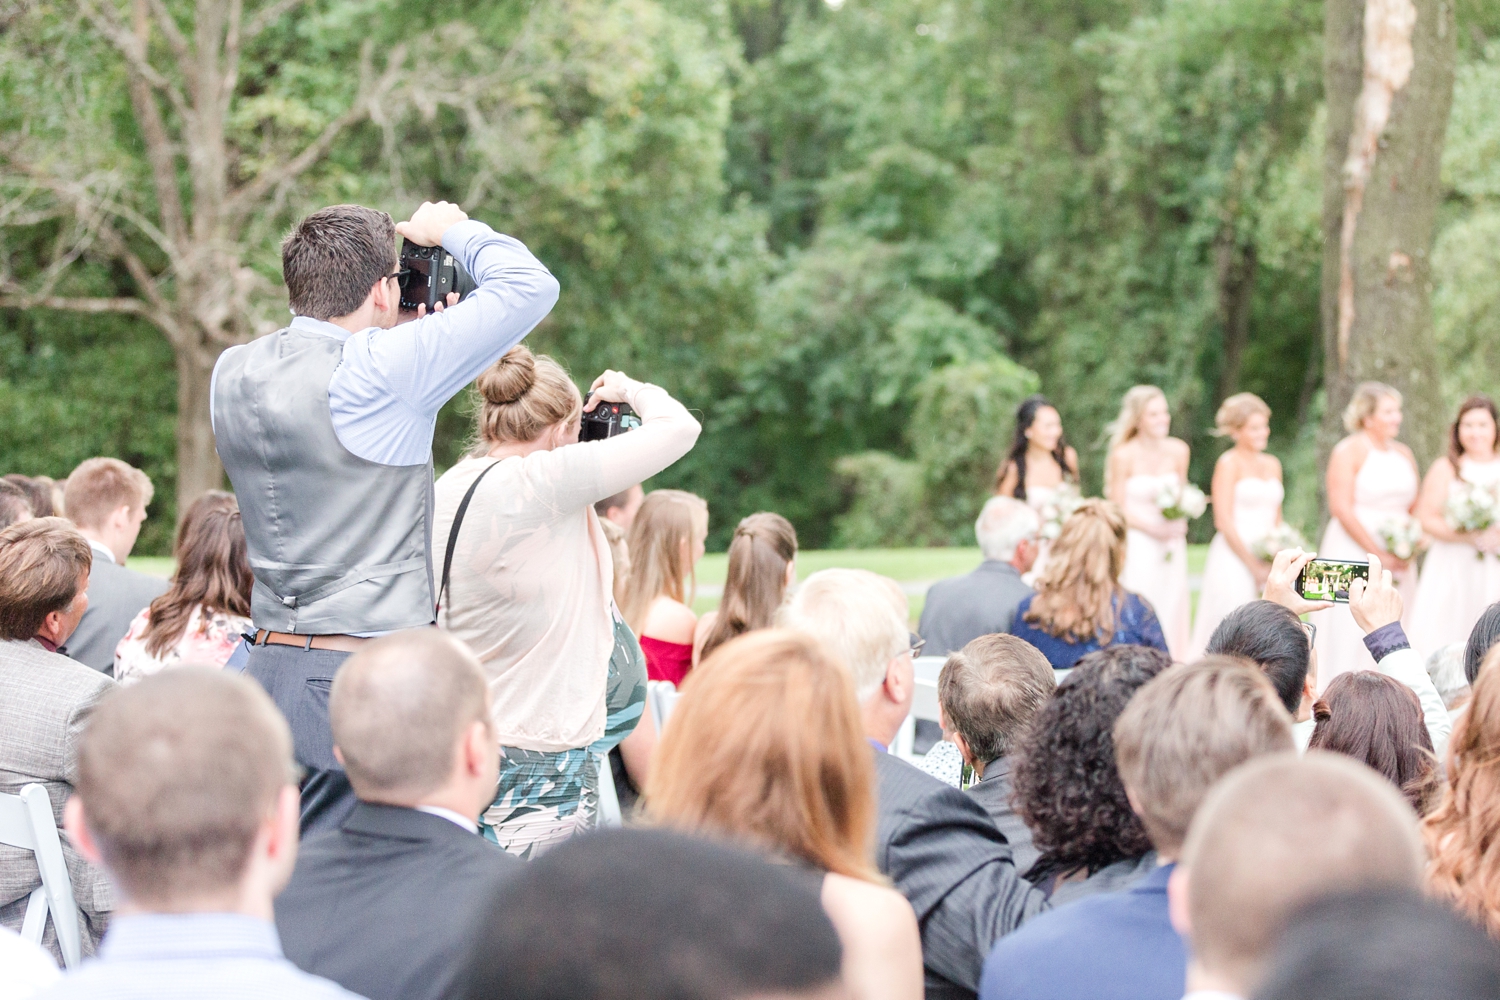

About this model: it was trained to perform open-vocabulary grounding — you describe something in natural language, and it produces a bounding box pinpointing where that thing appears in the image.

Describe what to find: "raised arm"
[367,209,561,419]
[1327,437,1387,557]
[1349,555,1451,758]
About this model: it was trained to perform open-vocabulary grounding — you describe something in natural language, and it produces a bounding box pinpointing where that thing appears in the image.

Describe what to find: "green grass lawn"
[133,545,1213,624]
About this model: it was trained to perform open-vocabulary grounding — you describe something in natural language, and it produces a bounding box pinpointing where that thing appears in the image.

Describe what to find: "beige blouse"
[431,383,700,751]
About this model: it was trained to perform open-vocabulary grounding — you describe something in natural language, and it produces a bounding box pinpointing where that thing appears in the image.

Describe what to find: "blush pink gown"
[1188,477,1284,659]
[1409,457,1500,659]
[1121,473,1191,660]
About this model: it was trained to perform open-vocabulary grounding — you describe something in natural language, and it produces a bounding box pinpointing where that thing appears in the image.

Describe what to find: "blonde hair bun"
[477,346,537,406]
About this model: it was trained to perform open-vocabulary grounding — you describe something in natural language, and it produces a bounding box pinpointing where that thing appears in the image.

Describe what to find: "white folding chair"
[894,656,945,761]
[648,680,682,732]
[595,754,622,828]
[0,784,81,968]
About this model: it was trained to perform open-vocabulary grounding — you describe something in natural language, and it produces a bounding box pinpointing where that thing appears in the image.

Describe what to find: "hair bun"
[1313,700,1332,723]
[477,346,536,405]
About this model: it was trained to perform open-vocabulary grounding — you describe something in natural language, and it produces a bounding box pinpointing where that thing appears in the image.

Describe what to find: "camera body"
[398,239,477,312]
[580,395,642,442]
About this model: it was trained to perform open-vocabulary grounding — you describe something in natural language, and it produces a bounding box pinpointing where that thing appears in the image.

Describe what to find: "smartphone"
[1295,558,1370,604]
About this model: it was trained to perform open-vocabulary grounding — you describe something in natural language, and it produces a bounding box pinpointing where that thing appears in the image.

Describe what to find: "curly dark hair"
[1011,644,1172,884]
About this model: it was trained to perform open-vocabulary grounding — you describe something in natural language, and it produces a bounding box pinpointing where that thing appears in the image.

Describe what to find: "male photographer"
[212,201,558,833]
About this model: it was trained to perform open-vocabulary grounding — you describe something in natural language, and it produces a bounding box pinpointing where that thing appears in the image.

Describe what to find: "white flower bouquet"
[1250,522,1308,563]
[1157,481,1208,521]
[1037,483,1085,541]
[1445,480,1500,534]
[1376,515,1425,562]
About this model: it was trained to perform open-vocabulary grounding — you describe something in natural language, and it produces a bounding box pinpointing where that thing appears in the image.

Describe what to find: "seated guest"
[1309,671,1438,813]
[0,518,113,957]
[648,629,922,1000]
[982,658,1294,1000]
[1168,752,1427,1000]
[460,828,844,1000]
[936,634,1055,872]
[622,489,710,685]
[275,630,517,1000]
[0,479,34,529]
[780,568,1044,999]
[1427,642,1472,716]
[433,349,698,855]
[593,483,644,529]
[1009,500,1168,668]
[60,458,167,674]
[1010,644,1170,901]
[919,497,1039,656]
[693,512,798,665]
[1250,889,1500,1000]
[1206,600,1318,722]
[38,669,361,1000]
[1424,644,1500,937]
[113,492,253,683]
[5,474,55,517]
[1465,601,1500,685]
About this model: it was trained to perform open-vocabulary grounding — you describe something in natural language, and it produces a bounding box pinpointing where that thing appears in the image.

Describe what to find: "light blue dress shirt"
[31,913,366,1000]
[211,219,560,467]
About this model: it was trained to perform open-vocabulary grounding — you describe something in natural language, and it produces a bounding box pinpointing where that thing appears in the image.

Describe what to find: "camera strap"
[436,460,502,618]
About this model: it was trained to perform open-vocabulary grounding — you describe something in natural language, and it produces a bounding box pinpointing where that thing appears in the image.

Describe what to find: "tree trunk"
[1215,235,1257,404]
[1319,0,1456,490]
[175,342,223,519]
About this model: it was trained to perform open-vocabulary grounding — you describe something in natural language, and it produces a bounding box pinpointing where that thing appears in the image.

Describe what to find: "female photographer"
[432,344,700,857]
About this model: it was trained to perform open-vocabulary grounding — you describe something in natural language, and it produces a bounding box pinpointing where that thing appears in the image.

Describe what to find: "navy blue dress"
[1009,593,1169,669]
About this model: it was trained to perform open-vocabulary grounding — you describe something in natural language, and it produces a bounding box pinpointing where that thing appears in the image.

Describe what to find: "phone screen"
[1295,558,1370,603]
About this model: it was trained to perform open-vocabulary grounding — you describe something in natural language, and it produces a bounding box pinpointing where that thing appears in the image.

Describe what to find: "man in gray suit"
[60,458,167,675]
[782,570,1047,1000]
[0,518,115,958]
[919,496,1040,657]
[937,634,1056,875]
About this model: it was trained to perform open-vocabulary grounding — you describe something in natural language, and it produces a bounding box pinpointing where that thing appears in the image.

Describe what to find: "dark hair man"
[61,457,168,675]
[274,630,516,1000]
[212,200,558,833]
[461,828,845,1000]
[35,669,360,1000]
[981,657,1293,1000]
[938,633,1055,872]
[0,478,33,529]
[1168,753,1427,1000]
[0,518,114,959]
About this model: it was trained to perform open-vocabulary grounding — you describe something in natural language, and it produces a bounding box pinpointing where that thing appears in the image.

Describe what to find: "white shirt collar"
[289,314,357,343]
[86,539,116,565]
[414,805,479,834]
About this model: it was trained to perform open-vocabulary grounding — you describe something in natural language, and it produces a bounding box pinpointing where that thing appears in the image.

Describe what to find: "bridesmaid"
[1410,396,1500,657]
[1106,385,1192,660]
[994,394,1080,582]
[1312,382,1422,692]
[1187,393,1284,658]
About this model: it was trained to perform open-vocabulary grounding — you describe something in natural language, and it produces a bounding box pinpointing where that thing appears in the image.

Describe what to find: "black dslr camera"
[398,238,477,312]
[580,394,642,441]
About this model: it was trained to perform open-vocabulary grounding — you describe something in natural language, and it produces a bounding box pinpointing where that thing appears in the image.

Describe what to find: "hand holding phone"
[1294,556,1370,604]
[1348,552,1404,634]
[1263,549,1334,616]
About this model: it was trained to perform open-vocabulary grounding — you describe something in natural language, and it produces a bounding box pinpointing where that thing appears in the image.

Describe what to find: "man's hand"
[1349,552,1403,634]
[584,370,640,412]
[395,291,459,326]
[395,200,468,247]
[1261,548,1333,616]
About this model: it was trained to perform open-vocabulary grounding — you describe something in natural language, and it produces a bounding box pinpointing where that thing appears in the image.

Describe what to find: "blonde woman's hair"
[1423,645,1500,938]
[646,629,880,882]
[620,489,709,634]
[1106,385,1168,452]
[1022,499,1130,644]
[472,345,582,449]
[1342,381,1401,434]
[1213,392,1271,437]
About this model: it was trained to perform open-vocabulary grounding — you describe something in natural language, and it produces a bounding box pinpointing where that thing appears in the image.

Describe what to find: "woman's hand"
[1153,519,1188,542]
[1477,527,1500,554]
[584,370,639,412]
[1249,558,1272,589]
[1261,548,1333,616]
[1378,551,1411,574]
[1348,553,1403,635]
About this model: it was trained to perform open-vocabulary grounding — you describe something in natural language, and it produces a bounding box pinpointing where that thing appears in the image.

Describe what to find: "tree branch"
[0,291,151,315]
[243,0,304,39]
[128,0,190,248]
[144,0,190,67]
[76,0,195,126]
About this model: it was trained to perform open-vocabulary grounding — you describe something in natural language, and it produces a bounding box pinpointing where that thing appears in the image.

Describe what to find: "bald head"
[1176,752,1425,994]
[331,629,491,802]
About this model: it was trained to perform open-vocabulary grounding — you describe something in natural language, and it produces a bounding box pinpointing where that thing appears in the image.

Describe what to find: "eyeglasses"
[1300,620,1317,650]
[388,268,410,288]
[908,632,926,658]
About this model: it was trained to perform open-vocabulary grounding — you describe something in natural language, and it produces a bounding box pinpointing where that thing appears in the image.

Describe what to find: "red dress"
[640,636,694,686]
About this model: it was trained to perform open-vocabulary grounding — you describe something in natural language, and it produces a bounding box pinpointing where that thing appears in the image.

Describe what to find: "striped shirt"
[31,913,366,1000]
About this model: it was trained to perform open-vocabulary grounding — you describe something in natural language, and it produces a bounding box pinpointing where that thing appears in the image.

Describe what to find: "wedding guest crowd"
[9,198,1500,1000]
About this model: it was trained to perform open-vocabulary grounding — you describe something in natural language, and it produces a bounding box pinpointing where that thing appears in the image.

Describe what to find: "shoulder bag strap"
[437,460,502,617]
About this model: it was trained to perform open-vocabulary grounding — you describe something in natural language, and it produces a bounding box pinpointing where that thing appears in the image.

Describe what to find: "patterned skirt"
[480,613,647,858]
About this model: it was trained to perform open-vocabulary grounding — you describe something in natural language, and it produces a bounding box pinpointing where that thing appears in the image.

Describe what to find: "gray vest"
[213,326,435,633]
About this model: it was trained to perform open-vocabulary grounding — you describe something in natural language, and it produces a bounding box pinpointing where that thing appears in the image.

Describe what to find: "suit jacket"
[275,802,518,1000]
[0,639,115,958]
[965,758,1038,876]
[872,748,1046,1000]
[979,863,1184,1000]
[918,562,1033,657]
[67,557,167,675]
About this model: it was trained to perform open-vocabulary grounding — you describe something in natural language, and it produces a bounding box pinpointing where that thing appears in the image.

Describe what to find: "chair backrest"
[910,656,945,726]
[595,755,622,828]
[648,681,682,732]
[0,784,82,968]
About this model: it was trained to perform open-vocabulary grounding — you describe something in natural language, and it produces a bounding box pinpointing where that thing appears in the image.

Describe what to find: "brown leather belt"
[253,630,368,654]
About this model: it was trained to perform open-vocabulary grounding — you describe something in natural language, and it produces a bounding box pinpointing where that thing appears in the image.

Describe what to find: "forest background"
[2,0,1499,554]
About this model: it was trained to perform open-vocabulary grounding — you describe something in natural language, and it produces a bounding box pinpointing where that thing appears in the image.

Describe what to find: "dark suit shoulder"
[874,749,998,827]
